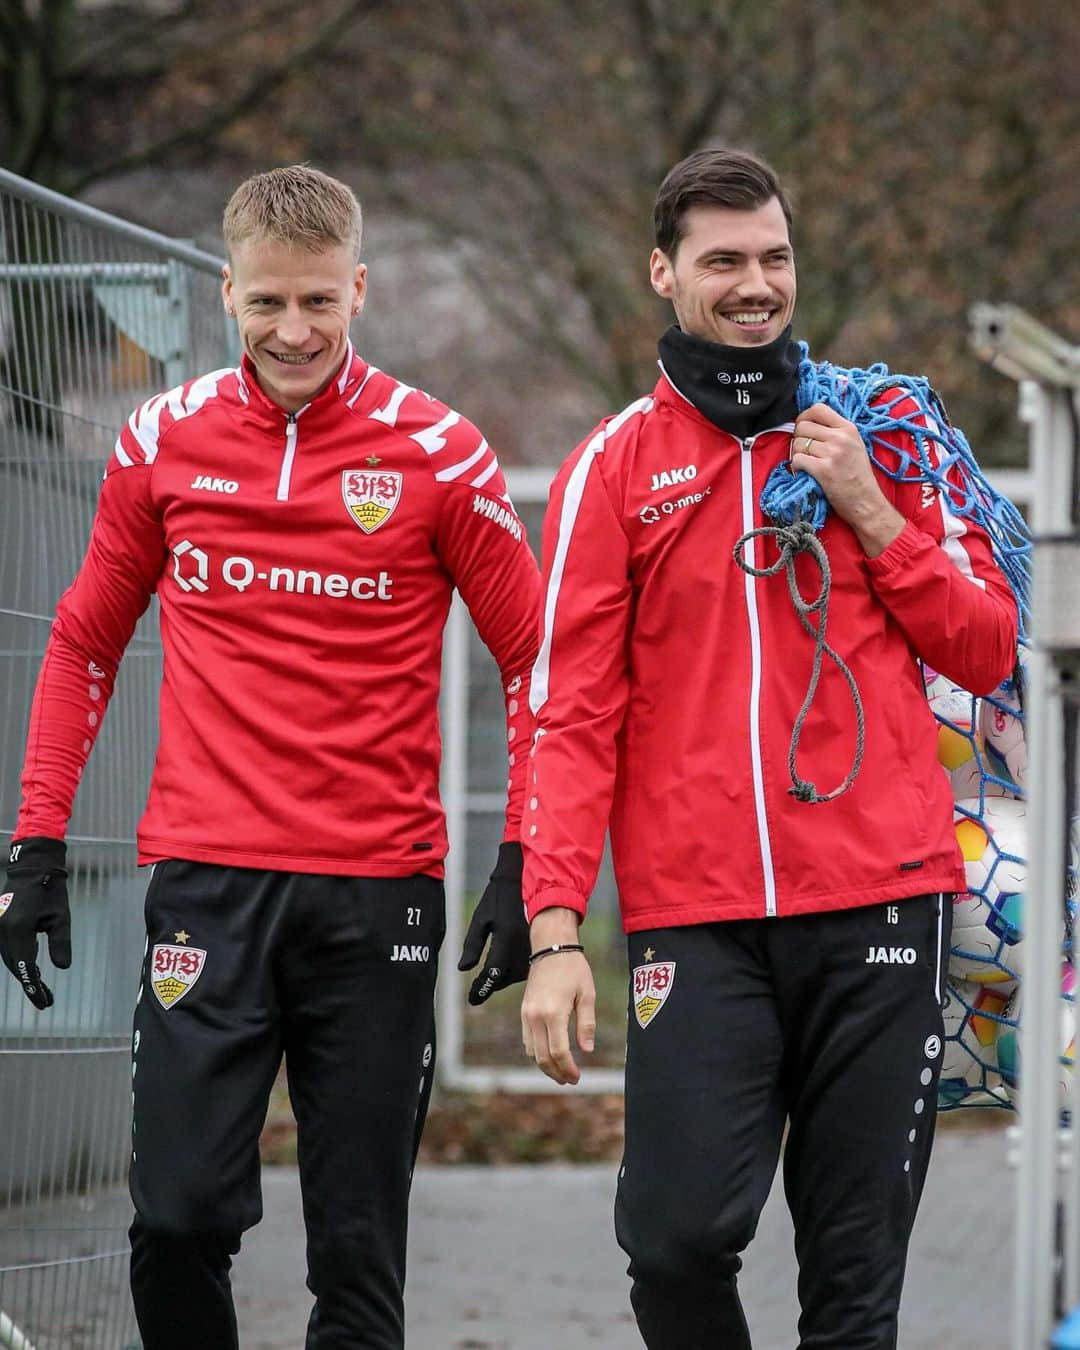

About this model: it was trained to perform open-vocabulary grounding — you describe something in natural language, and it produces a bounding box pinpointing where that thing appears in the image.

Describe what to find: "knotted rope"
[761,346,1032,632]
[733,518,865,804]
[739,348,1030,806]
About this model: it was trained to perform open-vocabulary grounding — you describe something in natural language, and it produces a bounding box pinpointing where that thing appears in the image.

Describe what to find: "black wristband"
[528,942,585,965]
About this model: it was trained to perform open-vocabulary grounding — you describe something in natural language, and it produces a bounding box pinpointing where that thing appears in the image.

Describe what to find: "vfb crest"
[342,469,403,534]
[632,960,676,1029]
[150,943,207,1009]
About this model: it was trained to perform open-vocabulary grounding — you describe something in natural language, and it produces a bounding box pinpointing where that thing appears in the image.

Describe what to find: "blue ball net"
[759,346,1076,1114]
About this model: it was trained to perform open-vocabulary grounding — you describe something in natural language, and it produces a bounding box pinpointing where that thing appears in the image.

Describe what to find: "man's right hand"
[521,907,596,1085]
[0,837,71,1010]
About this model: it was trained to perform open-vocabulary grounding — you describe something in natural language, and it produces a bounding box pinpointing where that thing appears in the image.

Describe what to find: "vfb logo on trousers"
[632,960,676,1028]
[865,945,917,965]
[150,943,207,1008]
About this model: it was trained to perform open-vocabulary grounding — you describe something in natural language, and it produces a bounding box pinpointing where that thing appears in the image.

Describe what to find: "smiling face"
[222,236,366,412]
[649,197,796,347]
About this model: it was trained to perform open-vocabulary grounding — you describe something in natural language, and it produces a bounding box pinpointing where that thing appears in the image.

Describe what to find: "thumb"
[457,910,490,971]
[576,983,597,1054]
[46,915,72,971]
[467,966,502,1006]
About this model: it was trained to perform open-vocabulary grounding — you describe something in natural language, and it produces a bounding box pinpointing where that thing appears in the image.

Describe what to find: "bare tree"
[3,0,1076,459]
[0,0,381,193]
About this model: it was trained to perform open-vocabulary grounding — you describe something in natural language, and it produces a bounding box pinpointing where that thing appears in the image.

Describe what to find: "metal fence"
[0,167,230,1350]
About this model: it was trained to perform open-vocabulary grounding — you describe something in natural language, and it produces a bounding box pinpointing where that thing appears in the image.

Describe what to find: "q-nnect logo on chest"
[170,541,394,602]
[343,469,403,534]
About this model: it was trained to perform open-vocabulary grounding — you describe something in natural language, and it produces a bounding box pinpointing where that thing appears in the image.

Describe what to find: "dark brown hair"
[653,149,792,258]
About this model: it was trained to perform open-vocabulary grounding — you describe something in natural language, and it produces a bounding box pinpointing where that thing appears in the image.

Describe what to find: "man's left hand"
[457,841,530,1006]
[790,403,904,558]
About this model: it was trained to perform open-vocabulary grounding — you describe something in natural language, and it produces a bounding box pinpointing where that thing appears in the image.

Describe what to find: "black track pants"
[128,860,445,1350]
[615,893,951,1350]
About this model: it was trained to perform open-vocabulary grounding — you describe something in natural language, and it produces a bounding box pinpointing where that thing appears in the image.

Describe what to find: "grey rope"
[733,519,865,803]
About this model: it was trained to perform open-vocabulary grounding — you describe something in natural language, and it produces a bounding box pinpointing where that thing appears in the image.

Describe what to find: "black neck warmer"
[658,323,801,440]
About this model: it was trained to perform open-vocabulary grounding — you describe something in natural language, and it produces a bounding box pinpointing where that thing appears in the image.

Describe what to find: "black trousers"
[127,860,445,1350]
[615,893,951,1350]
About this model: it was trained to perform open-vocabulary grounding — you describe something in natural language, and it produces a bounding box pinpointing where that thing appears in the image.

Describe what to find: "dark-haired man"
[520,148,1017,1347]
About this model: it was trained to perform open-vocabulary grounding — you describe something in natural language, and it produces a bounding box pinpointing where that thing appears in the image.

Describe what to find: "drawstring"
[733,518,865,803]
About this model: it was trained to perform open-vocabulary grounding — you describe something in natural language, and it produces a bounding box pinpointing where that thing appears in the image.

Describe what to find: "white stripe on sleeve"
[530,397,652,715]
[927,415,986,591]
[411,409,461,455]
[435,440,489,482]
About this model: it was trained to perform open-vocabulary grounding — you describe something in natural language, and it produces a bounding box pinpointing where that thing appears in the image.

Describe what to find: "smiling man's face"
[222,237,366,412]
[649,197,796,347]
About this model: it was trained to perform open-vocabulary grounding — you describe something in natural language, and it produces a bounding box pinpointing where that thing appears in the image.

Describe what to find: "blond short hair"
[223,165,363,260]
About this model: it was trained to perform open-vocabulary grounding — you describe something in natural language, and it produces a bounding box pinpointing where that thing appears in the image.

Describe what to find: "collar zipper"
[739,434,778,916]
[277,411,300,502]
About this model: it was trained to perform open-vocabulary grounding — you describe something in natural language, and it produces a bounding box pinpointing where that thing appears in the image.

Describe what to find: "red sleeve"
[432,434,540,842]
[865,393,1018,696]
[521,425,633,922]
[15,437,166,840]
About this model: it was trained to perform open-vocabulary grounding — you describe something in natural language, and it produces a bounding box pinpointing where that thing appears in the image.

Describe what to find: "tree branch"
[64,0,382,195]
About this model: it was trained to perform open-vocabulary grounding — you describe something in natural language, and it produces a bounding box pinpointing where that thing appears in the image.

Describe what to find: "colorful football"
[950,796,1026,988]
[939,977,1011,1108]
[979,653,1027,794]
[998,964,1075,1114]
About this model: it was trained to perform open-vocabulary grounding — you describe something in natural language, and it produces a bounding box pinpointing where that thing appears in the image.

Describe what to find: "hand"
[790,403,904,556]
[521,908,596,1085]
[0,837,71,1010]
[457,841,530,1006]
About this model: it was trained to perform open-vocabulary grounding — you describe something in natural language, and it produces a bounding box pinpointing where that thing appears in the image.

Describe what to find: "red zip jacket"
[16,347,540,876]
[522,370,1018,931]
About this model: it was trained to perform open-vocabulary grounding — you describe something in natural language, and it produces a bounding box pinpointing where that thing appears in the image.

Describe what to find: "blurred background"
[0,1,1077,1343]
[5,0,1077,468]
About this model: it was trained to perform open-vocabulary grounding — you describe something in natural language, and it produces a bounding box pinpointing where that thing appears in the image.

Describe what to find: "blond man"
[1,166,539,1348]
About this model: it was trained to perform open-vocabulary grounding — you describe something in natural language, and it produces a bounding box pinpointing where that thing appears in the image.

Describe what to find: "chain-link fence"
[0,167,231,1350]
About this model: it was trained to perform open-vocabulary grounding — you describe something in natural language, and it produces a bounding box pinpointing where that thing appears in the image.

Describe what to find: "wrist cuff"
[8,837,68,873]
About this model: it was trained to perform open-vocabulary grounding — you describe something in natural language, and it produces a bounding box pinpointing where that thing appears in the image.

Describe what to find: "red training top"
[523,371,1018,931]
[17,347,540,876]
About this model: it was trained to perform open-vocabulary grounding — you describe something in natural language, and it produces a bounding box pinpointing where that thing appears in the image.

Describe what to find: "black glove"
[457,840,530,1006]
[0,837,71,1010]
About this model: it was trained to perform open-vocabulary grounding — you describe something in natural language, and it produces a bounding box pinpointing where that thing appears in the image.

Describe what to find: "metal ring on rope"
[733,518,865,803]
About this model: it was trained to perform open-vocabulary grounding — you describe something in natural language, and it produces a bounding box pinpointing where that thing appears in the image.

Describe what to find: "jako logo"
[472,495,523,541]
[191,475,239,494]
[865,946,917,965]
[391,944,431,962]
[650,465,697,491]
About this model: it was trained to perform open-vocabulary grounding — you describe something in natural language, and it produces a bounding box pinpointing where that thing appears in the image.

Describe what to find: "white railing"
[971,304,1080,1350]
